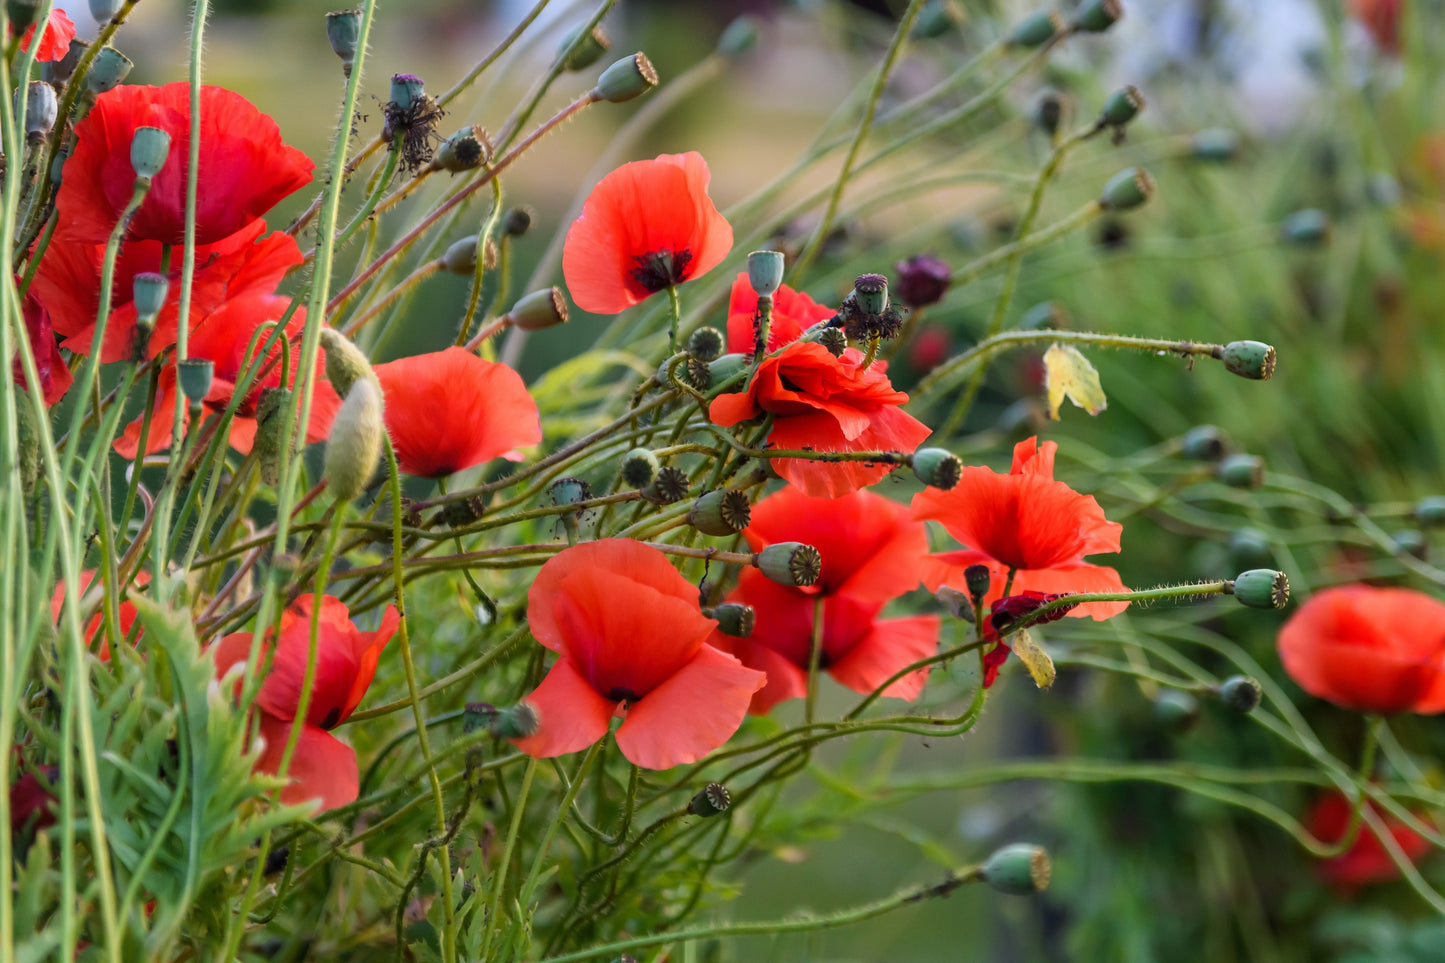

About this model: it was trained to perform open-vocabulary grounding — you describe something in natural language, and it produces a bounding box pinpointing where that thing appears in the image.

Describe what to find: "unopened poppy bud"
[1180,424,1228,461]
[177,358,213,405]
[319,328,377,397]
[558,22,611,72]
[22,83,56,142]
[326,9,363,74]
[620,447,660,489]
[1072,0,1124,32]
[439,494,488,527]
[254,387,291,487]
[1099,85,1145,128]
[755,542,822,587]
[689,489,751,536]
[44,38,88,86]
[548,476,592,509]
[130,126,171,181]
[1216,675,1263,713]
[708,603,755,638]
[1019,300,1067,330]
[1219,340,1276,380]
[748,250,785,298]
[717,14,760,59]
[6,0,39,30]
[431,125,489,173]
[443,234,497,275]
[389,73,426,113]
[595,53,658,104]
[89,0,123,22]
[1216,453,1264,489]
[86,47,133,94]
[1280,209,1329,247]
[507,287,569,331]
[325,378,385,503]
[894,254,951,308]
[1152,690,1200,731]
[705,353,750,394]
[1392,529,1428,560]
[641,465,689,505]
[688,782,731,817]
[981,843,1051,895]
[1033,87,1067,139]
[914,0,965,38]
[1227,528,1273,567]
[1414,496,1445,528]
[1100,167,1154,211]
[132,272,168,321]
[491,703,541,739]
[1007,10,1062,49]
[1191,127,1240,162]
[911,448,962,490]
[852,273,890,315]
[687,326,725,362]
[502,205,533,237]
[1226,569,1289,609]
[964,563,990,605]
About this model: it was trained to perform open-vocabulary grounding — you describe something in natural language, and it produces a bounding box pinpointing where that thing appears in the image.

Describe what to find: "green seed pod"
[130,126,171,180]
[1219,340,1277,380]
[688,782,731,817]
[443,234,498,275]
[688,326,726,362]
[1100,166,1154,211]
[326,9,363,75]
[748,250,785,298]
[1007,11,1063,49]
[717,15,760,59]
[1392,529,1428,560]
[1152,689,1200,732]
[688,489,751,537]
[641,465,689,505]
[1216,453,1264,489]
[491,703,540,739]
[1180,425,1228,461]
[177,358,214,405]
[705,353,750,394]
[431,125,489,173]
[502,206,534,237]
[808,325,848,357]
[439,494,488,528]
[620,447,660,489]
[595,53,658,104]
[1414,496,1445,528]
[1099,85,1145,128]
[964,563,991,605]
[1019,300,1068,331]
[913,0,966,38]
[44,38,89,86]
[254,387,291,487]
[1227,569,1289,609]
[1280,209,1330,247]
[132,272,169,321]
[911,448,963,490]
[86,47,133,95]
[389,73,426,112]
[852,273,890,316]
[507,287,569,331]
[89,0,123,23]
[558,22,611,72]
[319,328,377,398]
[755,542,822,588]
[22,82,56,142]
[1033,87,1067,139]
[548,476,592,508]
[1072,0,1124,33]
[1227,528,1273,568]
[1217,676,1263,713]
[1190,127,1240,163]
[324,378,385,503]
[981,843,1052,895]
[707,603,755,638]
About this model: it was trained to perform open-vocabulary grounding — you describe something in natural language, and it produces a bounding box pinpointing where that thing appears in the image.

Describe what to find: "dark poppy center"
[606,686,642,704]
[630,249,693,294]
[319,706,342,730]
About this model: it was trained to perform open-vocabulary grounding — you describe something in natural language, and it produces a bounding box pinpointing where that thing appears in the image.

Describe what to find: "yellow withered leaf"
[1011,628,1056,689]
[1043,343,1107,420]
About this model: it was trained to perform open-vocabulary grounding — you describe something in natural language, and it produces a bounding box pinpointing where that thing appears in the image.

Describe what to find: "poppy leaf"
[1043,343,1107,420]
[1010,628,1056,689]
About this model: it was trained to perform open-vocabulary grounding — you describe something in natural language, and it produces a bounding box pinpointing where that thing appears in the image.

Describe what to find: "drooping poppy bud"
[893,254,951,309]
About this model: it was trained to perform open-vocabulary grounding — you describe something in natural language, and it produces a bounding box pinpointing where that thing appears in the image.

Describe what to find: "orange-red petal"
[255,714,358,813]
[827,615,939,701]
[614,644,764,769]
[511,657,617,760]
[723,273,835,354]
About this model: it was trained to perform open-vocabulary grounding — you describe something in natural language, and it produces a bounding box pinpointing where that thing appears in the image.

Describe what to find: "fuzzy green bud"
[981,843,1052,895]
[1100,167,1154,211]
[1007,11,1063,49]
[326,9,363,75]
[754,542,822,588]
[443,234,497,275]
[688,489,751,537]
[254,387,292,487]
[717,15,761,59]
[22,82,56,143]
[1219,340,1276,380]
[177,358,214,405]
[319,328,377,398]
[911,448,963,490]
[1190,128,1240,163]
[1072,0,1124,33]
[86,47,133,95]
[620,447,660,490]
[1180,425,1228,461]
[1216,453,1264,489]
[688,782,731,817]
[640,465,689,505]
[748,250,785,298]
[558,23,611,72]
[1217,675,1263,713]
[595,53,658,104]
[491,703,541,739]
[1099,85,1145,128]
[507,287,569,331]
[706,603,755,639]
[430,125,489,173]
[1153,689,1200,731]
[130,126,171,181]
[1227,569,1289,610]
[687,326,726,362]
[1414,496,1445,528]
[324,378,385,503]
[1280,209,1330,247]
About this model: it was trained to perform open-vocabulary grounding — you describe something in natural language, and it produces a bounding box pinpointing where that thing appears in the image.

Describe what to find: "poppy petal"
[614,644,765,769]
[511,657,617,759]
[827,615,939,701]
[255,715,359,813]
[1011,562,1130,620]
[708,631,810,715]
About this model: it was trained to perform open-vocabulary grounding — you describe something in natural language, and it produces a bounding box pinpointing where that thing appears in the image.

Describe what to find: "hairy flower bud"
[254,387,292,487]
[319,328,377,398]
[324,378,385,503]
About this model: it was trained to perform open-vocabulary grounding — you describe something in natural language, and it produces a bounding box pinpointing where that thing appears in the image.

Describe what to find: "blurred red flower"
[57,83,313,246]
[710,487,938,714]
[213,596,399,812]
[17,8,74,62]
[1307,792,1431,889]
[723,272,835,355]
[15,287,71,406]
[911,437,1128,620]
[1350,0,1401,54]
[8,766,57,838]
[374,347,541,477]
[49,569,148,661]
[512,540,765,769]
[1277,585,1445,714]
[562,152,733,314]
[709,342,931,498]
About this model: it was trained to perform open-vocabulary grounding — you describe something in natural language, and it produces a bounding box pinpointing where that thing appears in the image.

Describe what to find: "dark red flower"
[1307,791,1431,889]
[14,286,71,406]
[373,347,541,478]
[1277,585,1445,715]
[709,487,938,714]
[17,8,74,62]
[989,591,1078,632]
[709,342,932,498]
[513,540,765,769]
[911,436,1128,619]
[562,152,733,314]
[907,324,951,374]
[723,273,835,355]
[213,595,398,812]
[57,83,313,246]
[893,254,952,309]
[9,767,57,836]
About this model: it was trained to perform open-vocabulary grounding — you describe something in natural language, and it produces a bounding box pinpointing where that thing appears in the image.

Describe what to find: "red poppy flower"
[57,83,313,246]
[562,152,733,314]
[1350,0,1401,54]
[709,342,932,498]
[114,294,340,458]
[49,569,148,661]
[709,487,939,714]
[33,220,304,363]
[1307,792,1432,889]
[17,8,74,62]
[373,347,541,478]
[723,273,835,355]
[512,540,765,769]
[15,286,71,407]
[1277,585,1445,715]
[911,436,1128,620]
[212,595,399,812]
[9,765,57,836]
